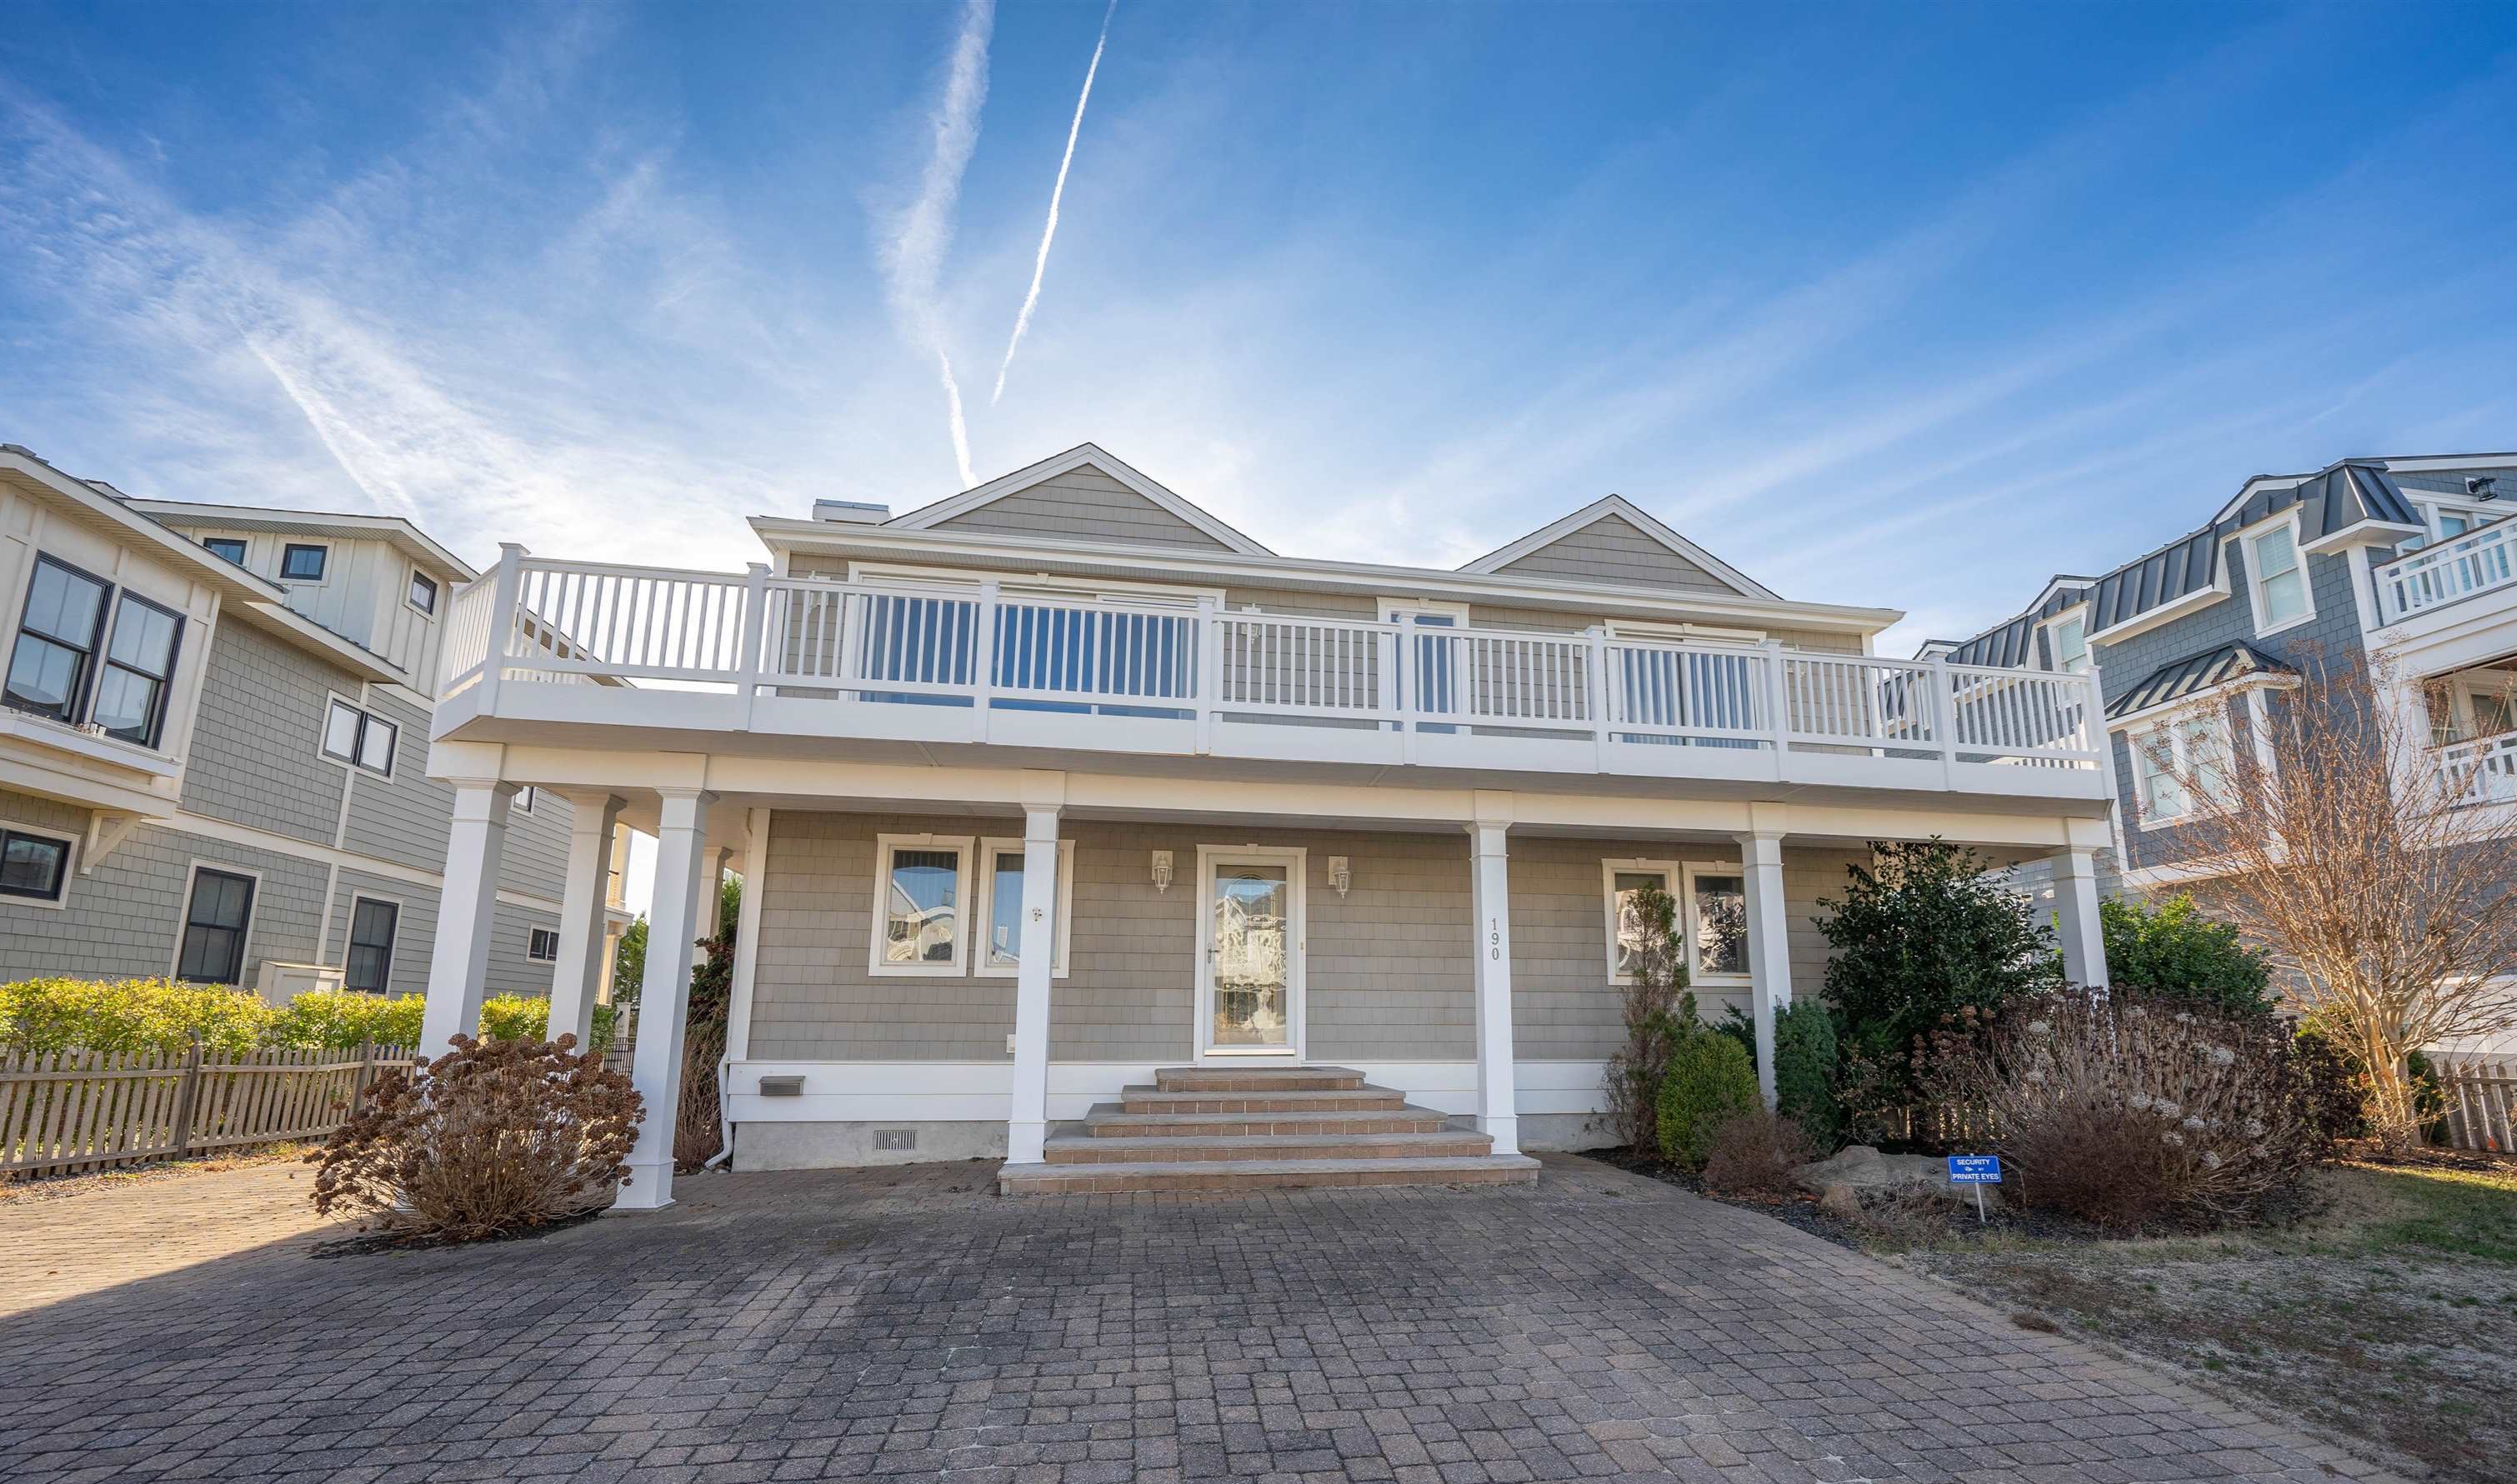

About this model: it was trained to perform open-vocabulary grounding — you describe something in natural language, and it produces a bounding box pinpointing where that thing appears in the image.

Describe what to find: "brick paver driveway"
[0,1154,2391,1483]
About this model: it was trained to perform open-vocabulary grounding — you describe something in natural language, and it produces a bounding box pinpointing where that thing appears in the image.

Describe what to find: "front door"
[1197,848,1305,1061]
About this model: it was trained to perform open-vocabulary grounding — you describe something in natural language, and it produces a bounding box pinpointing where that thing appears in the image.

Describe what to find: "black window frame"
[92,591,185,748]
[526,927,561,962]
[279,543,328,582]
[4,553,113,726]
[202,537,248,566]
[344,896,399,993]
[320,696,398,777]
[407,570,439,616]
[0,826,73,903]
[177,866,257,984]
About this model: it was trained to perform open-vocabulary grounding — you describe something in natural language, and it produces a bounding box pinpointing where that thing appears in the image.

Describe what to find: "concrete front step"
[1118,1085,1409,1115]
[1149,1064,1365,1092]
[1045,1130,1495,1165]
[1080,1104,1451,1138]
[999,1153,1541,1196]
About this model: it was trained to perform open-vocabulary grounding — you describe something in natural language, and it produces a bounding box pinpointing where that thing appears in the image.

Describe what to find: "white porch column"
[1005,805,1061,1165]
[2051,847,2109,992]
[1467,819,1519,1156]
[1735,829,1793,1107]
[701,846,733,938]
[617,788,716,1212]
[418,781,516,1056]
[546,792,625,1050]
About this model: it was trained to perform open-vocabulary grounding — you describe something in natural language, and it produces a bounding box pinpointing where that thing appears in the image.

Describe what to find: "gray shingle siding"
[486,901,561,997]
[930,464,1232,550]
[1492,515,1736,595]
[338,688,453,872]
[497,789,573,902]
[178,622,353,845]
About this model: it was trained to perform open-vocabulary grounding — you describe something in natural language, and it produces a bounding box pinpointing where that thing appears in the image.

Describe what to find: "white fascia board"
[0,449,287,605]
[2088,582,2230,647]
[1454,494,1779,601]
[883,442,1274,556]
[2375,452,2517,473]
[126,497,478,581]
[2303,517,2425,556]
[2102,671,2299,732]
[749,517,1898,636]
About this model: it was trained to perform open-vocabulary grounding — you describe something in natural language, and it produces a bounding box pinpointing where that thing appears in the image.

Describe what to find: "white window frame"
[513,785,537,815]
[525,925,561,963]
[2239,514,2314,637]
[1600,858,1679,984]
[406,568,440,617]
[170,860,261,984]
[277,541,332,586]
[0,817,78,909]
[2042,606,2091,674]
[971,836,1075,977]
[843,561,1223,607]
[867,833,973,977]
[343,892,403,992]
[1602,619,1767,645]
[1378,597,1470,625]
[1679,861,1754,987]
[2124,707,2236,828]
[318,693,398,777]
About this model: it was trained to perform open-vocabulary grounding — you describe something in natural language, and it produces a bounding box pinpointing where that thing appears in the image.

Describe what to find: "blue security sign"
[1946,1155,2003,1185]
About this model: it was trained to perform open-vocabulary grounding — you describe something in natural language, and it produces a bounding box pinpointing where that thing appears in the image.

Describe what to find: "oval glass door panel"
[1210,863,1291,1049]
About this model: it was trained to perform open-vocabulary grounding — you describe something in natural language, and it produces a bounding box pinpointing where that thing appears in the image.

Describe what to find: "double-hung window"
[2048,614,2089,673]
[6,555,110,723]
[868,835,971,975]
[92,593,183,746]
[973,837,1075,976]
[177,867,256,983]
[345,897,399,992]
[2245,522,2311,632]
[0,826,73,904]
[322,697,398,775]
[2129,711,2233,824]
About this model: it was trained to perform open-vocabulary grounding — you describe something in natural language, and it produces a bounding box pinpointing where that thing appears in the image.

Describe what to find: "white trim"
[341,890,403,992]
[2039,603,2092,675]
[1458,495,1779,601]
[149,802,568,916]
[867,833,974,977]
[2123,707,2234,830]
[1599,857,1679,985]
[2088,582,2229,646]
[885,443,1274,556]
[2302,517,2424,556]
[2238,512,2315,637]
[276,539,333,587]
[0,815,78,908]
[1193,842,1308,1062]
[1604,619,1766,645]
[404,567,442,619]
[2101,667,2299,732]
[171,859,262,983]
[1679,860,1753,987]
[972,836,1074,977]
[1378,597,1469,623]
[842,560,1223,606]
[525,924,561,962]
[318,692,397,777]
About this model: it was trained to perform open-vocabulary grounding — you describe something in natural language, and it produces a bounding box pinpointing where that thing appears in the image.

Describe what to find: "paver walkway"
[0,1154,2399,1483]
[0,1160,332,1317]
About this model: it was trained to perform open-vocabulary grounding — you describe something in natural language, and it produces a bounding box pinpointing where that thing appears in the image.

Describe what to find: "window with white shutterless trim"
[320,696,398,776]
[1602,860,1679,983]
[407,570,439,616]
[972,837,1075,977]
[2128,710,2234,825]
[2242,518,2313,635]
[2044,611,2090,673]
[868,835,973,976]
[526,927,561,962]
[1680,862,1751,985]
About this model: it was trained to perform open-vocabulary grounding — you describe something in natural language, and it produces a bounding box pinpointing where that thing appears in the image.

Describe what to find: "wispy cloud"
[874,0,994,490]
[992,0,1116,407]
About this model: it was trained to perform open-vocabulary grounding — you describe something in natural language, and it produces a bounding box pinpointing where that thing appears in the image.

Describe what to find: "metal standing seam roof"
[2103,642,2297,721]
[1942,581,2092,668]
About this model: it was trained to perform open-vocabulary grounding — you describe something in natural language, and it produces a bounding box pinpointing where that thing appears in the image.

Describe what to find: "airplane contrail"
[990,0,1116,406]
[878,0,993,487]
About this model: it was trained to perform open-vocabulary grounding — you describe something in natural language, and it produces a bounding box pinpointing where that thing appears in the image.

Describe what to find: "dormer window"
[2048,614,2089,673]
[2244,522,2311,634]
[280,543,328,582]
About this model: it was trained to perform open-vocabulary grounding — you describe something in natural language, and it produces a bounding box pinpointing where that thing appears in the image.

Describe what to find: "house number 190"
[1488,917,1502,960]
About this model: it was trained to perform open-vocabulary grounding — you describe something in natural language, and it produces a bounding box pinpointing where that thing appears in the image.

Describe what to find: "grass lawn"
[1892,1156,2517,1484]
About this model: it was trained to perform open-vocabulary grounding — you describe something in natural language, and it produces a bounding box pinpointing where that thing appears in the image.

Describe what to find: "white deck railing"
[439,553,2108,777]
[2377,514,2517,622]
[2439,732,2517,806]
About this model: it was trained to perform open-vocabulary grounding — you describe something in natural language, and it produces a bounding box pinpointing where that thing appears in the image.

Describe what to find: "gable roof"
[1457,496,1779,601]
[886,443,1274,556]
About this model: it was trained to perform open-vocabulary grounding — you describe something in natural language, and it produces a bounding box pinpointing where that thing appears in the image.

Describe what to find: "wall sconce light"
[1328,856,1352,899]
[1150,850,1173,894]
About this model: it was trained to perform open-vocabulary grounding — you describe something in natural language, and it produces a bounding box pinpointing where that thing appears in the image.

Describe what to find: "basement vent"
[759,1075,804,1097]
[873,1128,918,1152]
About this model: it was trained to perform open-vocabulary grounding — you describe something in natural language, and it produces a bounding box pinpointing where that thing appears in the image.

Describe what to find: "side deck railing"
[438,552,2108,774]
[2437,732,2517,806]
[2376,513,2517,622]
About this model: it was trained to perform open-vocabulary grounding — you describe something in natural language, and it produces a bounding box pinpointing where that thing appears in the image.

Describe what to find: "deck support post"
[1735,827,1792,1107]
[418,780,516,1056]
[1006,803,1063,1165]
[547,793,624,1050]
[616,787,717,1212]
[2051,847,2109,992]
[1467,812,1519,1156]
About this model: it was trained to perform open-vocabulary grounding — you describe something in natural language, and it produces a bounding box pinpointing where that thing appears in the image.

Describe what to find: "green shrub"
[589,1001,619,1053]
[478,993,552,1042]
[2100,895,2274,1017]
[0,976,273,1056]
[266,988,427,1050]
[1657,1031,1759,1171]
[1772,1002,1840,1150]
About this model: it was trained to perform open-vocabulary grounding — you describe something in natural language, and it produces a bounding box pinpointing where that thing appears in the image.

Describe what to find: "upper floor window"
[2244,523,2311,633]
[2048,614,2089,673]
[321,696,397,776]
[2129,712,2232,825]
[4,557,186,748]
[280,543,328,582]
[203,537,247,565]
[92,593,183,747]
[408,571,439,616]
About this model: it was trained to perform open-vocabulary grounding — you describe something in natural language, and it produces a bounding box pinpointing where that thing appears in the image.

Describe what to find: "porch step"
[1149,1065,1366,1092]
[1080,1104,1452,1138]
[1118,1085,1410,1115]
[999,1153,1541,1196]
[1044,1130,1496,1164]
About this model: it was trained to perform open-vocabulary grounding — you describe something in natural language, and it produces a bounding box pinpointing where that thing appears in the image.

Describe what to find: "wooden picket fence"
[0,1042,419,1178]
[2438,1062,2517,1154]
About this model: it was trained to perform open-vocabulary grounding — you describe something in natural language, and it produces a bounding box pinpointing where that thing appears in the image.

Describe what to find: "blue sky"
[4,2,2515,650]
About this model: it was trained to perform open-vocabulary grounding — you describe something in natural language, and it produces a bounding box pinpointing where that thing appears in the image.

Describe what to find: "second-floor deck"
[433,552,2114,808]
[2377,511,2516,626]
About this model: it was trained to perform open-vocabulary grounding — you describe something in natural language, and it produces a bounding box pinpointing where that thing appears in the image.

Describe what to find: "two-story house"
[0,443,617,1007]
[414,443,2119,1203]
[1934,452,2517,892]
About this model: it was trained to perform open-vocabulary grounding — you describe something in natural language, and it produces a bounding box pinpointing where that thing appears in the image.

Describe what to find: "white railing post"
[1761,640,1789,781]
[1929,654,1958,787]
[735,563,769,730]
[1194,596,1220,755]
[971,580,1000,743]
[2080,664,2106,762]
[477,543,528,715]
[833,590,863,698]
[1395,621,1421,765]
[1586,627,1612,772]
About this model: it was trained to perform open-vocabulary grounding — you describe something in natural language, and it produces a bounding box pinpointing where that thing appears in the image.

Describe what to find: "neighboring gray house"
[0,443,613,1003]
[1933,452,2517,888]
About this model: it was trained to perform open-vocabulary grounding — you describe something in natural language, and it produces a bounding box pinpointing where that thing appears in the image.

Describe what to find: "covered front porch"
[413,742,2114,1208]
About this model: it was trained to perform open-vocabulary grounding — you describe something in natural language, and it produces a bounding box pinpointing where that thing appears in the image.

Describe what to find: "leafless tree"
[2163,645,2517,1148]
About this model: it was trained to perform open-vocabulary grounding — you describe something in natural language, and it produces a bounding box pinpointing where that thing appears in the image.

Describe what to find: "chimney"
[813,499,890,524]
